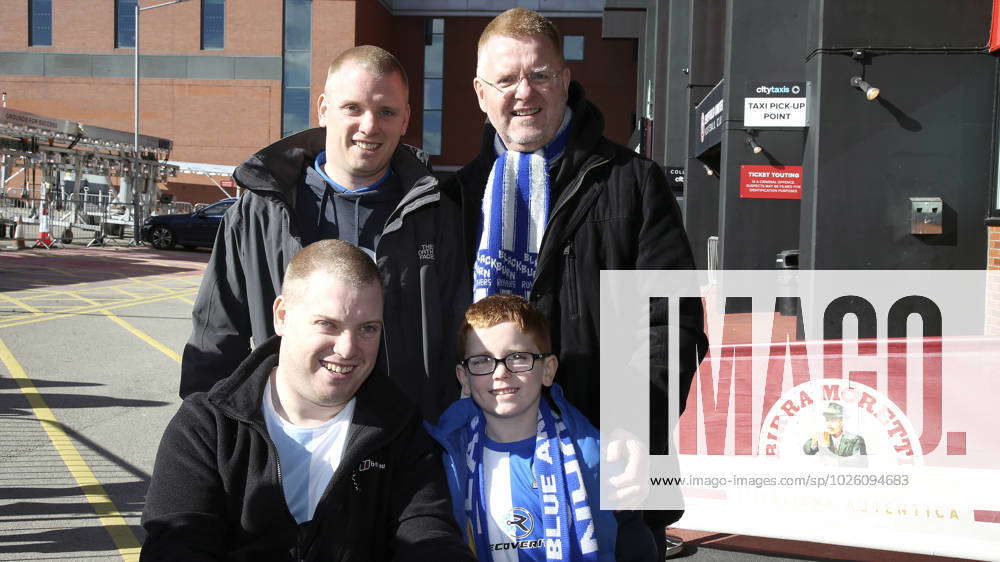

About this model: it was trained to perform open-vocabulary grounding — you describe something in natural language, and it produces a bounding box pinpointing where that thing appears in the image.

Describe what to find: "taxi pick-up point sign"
[744,81,808,128]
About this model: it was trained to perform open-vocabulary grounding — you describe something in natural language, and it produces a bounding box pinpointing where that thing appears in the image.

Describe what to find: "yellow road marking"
[63,291,102,307]
[42,265,86,278]
[174,295,195,305]
[0,289,197,330]
[0,293,43,314]
[125,276,171,294]
[0,338,141,561]
[5,291,129,315]
[100,310,181,364]
[111,286,141,299]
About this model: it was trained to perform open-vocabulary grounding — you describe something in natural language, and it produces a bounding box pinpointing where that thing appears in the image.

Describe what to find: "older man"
[445,8,708,558]
[181,45,466,423]
[142,240,474,561]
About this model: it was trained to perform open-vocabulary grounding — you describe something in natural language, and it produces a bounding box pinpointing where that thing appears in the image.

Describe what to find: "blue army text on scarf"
[465,397,599,561]
[473,108,573,302]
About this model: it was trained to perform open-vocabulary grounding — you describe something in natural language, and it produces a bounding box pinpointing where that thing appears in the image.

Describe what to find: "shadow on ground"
[0,246,209,293]
[0,379,157,557]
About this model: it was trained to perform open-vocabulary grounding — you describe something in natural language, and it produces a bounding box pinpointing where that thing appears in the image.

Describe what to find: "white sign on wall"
[744,81,808,128]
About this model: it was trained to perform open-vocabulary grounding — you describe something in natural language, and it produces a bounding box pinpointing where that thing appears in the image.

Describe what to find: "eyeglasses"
[477,69,563,96]
[460,352,553,376]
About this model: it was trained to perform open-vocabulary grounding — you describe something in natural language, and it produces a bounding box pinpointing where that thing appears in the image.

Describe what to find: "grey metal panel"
[604,0,648,7]
[393,0,468,8]
[603,9,645,38]
[92,54,131,78]
[187,56,235,79]
[0,52,43,76]
[45,53,93,77]
[141,55,187,79]
[466,0,522,9]
[541,0,603,9]
[235,57,281,80]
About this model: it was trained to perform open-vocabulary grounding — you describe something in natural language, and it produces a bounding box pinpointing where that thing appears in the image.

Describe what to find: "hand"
[605,428,650,508]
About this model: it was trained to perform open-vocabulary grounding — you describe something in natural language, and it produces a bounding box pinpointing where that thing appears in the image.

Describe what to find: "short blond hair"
[326,45,409,91]
[282,239,381,304]
[477,8,563,62]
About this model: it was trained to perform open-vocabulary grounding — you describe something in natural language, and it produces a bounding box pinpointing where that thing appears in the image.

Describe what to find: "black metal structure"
[604,0,997,269]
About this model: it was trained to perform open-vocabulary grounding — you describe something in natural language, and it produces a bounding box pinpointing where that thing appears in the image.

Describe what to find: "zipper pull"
[563,244,573,257]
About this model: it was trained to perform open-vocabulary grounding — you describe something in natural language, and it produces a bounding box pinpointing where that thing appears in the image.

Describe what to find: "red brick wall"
[988,227,1000,269]
[0,0,28,47]
[987,226,1000,334]
[0,1,285,203]
[0,1,283,54]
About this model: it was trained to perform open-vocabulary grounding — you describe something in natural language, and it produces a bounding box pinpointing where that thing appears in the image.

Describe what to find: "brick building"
[0,0,637,204]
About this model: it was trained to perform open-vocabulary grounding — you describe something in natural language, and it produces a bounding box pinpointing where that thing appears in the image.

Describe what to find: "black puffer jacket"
[447,82,708,454]
[180,128,468,422]
[142,336,475,562]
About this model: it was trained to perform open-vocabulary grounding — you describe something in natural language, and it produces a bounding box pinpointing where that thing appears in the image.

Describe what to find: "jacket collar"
[232,128,436,209]
[208,335,417,442]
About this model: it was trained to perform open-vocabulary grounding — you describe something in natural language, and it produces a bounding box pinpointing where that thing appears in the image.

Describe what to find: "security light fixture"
[746,131,763,154]
[850,76,880,101]
[703,163,715,176]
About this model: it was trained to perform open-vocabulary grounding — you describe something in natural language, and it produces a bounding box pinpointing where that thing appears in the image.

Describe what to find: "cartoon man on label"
[803,402,868,467]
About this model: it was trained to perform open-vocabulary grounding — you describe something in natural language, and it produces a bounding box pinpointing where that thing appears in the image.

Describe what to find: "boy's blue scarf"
[473,108,573,302]
[465,398,599,561]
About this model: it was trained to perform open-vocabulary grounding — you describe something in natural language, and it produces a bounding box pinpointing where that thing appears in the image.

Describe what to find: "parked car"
[141,197,236,250]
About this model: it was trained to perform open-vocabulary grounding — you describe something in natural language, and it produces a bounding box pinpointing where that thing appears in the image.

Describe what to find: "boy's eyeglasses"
[460,352,553,376]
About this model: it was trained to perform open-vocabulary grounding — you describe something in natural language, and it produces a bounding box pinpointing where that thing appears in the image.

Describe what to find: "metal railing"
[0,194,133,245]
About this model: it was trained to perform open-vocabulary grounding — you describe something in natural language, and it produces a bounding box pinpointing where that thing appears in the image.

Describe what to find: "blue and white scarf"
[473,109,573,302]
[465,398,599,561]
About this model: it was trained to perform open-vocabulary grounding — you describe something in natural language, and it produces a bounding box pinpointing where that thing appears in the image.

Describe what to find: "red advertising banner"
[739,165,803,199]
[991,0,1000,51]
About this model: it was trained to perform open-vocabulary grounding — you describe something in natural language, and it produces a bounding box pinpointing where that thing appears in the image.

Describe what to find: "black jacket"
[142,336,475,562]
[180,128,468,422]
[446,82,708,454]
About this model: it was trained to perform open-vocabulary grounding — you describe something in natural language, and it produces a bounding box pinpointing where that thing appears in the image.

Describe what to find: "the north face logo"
[418,243,435,261]
[358,459,387,472]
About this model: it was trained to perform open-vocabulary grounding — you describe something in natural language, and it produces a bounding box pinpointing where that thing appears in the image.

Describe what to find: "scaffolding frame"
[0,107,179,246]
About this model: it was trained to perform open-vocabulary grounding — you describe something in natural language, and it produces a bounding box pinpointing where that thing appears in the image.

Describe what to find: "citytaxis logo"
[756,85,791,95]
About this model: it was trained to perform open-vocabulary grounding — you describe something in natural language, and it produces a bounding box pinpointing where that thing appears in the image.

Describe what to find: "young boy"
[425,294,656,561]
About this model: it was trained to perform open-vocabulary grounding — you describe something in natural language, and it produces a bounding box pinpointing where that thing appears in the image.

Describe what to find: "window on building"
[116,0,137,48]
[423,18,444,155]
[29,0,52,46]
[282,0,312,137]
[202,0,225,50]
[564,35,584,61]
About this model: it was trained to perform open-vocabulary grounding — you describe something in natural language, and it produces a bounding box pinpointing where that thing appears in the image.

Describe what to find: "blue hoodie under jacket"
[424,384,617,561]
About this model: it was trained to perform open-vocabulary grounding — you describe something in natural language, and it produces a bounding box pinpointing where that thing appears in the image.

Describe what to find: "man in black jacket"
[445,9,708,558]
[142,240,473,561]
[180,45,466,423]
